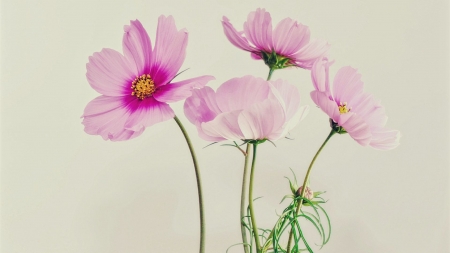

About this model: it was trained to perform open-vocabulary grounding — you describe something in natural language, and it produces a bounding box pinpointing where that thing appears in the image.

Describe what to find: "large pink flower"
[82,18,214,141]
[222,8,329,70]
[310,57,401,150]
[184,76,309,142]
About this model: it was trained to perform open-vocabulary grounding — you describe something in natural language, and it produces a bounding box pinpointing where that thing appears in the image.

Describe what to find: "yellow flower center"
[338,102,351,114]
[131,74,156,100]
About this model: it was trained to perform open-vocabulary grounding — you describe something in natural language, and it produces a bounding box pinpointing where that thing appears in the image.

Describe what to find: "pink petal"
[311,57,333,96]
[350,93,388,128]
[215,76,270,112]
[222,16,255,52]
[272,18,310,56]
[279,105,309,138]
[86,48,135,96]
[332,66,364,105]
[369,127,401,150]
[337,112,371,146]
[153,75,214,103]
[124,97,174,131]
[82,95,144,141]
[184,87,221,125]
[201,111,245,140]
[122,20,152,75]
[150,15,188,87]
[243,8,273,52]
[310,91,340,123]
[237,99,286,140]
[292,39,330,69]
[268,79,301,121]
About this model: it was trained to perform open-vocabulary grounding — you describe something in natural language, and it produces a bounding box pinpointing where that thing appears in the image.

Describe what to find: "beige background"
[1,0,449,252]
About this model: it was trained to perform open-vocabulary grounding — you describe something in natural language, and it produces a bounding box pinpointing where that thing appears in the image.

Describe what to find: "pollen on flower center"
[131,74,156,100]
[338,102,351,114]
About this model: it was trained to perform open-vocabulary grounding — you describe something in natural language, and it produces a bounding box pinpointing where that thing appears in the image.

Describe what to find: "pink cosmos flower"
[222,8,329,70]
[82,18,214,141]
[184,75,309,142]
[310,57,401,150]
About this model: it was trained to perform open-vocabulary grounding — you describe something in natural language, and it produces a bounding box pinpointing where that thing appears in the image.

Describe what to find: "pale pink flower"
[310,57,401,150]
[222,8,329,70]
[184,75,309,142]
[82,18,214,141]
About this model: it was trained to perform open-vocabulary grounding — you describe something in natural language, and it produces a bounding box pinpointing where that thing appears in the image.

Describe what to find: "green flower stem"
[249,143,262,253]
[267,68,275,80]
[174,115,205,253]
[240,144,252,253]
[286,129,336,253]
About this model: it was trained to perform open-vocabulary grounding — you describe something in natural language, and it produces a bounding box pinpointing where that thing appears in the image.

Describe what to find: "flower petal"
[279,105,309,138]
[216,76,270,112]
[292,39,330,69]
[184,87,221,125]
[268,79,301,121]
[201,111,244,140]
[123,97,174,131]
[81,95,145,141]
[332,66,364,105]
[311,57,333,96]
[243,8,273,52]
[338,112,371,146]
[151,15,188,87]
[350,92,388,128]
[272,18,310,56]
[222,16,255,52]
[237,99,286,140]
[122,20,152,75]
[369,127,401,150]
[310,90,340,122]
[153,75,215,103]
[86,48,135,96]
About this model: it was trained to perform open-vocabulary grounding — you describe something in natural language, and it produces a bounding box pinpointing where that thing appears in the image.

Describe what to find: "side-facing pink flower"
[222,8,329,70]
[82,18,214,141]
[184,75,309,142]
[310,57,401,150]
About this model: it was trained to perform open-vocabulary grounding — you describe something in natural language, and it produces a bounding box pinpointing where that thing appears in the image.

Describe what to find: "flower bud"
[296,186,314,200]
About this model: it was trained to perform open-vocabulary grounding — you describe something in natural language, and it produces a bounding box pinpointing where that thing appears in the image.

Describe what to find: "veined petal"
[151,15,188,87]
[153,75,215,103]
[350,93,388,128]
[292,39,330,69]
[216,76,270,112]
[311,57,333,96]
[201,111,244,140]
[310,90,340,122]
[369,127,401,150]
[243,8,273,52]
[338,112,371,146]
[332,66,364,105]
[237,99,286,140]
[272,18,310,56]
[124,97,174,131]
[82,95,144,141]
[268,79,301,121]
[123,20,152,75]
[86,48,135,96]
[222,16,255,52]
[184,87,221,125]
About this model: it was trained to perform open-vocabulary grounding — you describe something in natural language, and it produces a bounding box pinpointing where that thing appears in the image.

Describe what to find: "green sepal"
[329,118,347,134]
[262,51,294,70]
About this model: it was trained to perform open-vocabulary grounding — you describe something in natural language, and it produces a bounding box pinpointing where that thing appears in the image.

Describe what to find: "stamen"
[338,102,350,114]
[131,74,155,100]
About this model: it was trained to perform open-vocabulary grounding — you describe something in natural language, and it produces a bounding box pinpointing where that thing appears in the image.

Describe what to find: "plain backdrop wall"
[1,0,449,252]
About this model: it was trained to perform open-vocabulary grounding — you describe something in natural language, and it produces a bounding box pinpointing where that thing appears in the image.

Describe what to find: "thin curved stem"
[286,129,336,253]
[240,144,252,253]
[174,115,205,253]
[249,143,262,253]
[267,68,275,81]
